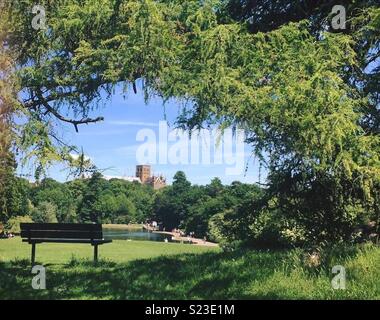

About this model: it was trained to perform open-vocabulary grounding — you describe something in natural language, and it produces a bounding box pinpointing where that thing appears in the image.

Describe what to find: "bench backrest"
[20,223,103,241]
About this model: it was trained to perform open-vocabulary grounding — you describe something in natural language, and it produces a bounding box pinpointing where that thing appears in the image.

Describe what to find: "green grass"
[0,238,379,299]
[0,237,216,264]
[102,223,143,231]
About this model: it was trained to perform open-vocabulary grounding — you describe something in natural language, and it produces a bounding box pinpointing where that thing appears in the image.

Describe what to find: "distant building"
[136,165,151,184]
[136,165,166,190]
[146,175,167,190]
[102,165,166,189]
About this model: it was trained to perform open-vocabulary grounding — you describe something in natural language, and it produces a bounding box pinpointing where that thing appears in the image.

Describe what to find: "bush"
[219,240,244,252]
[208,197,315,250]
[5,216,33,234]
[31,201,58,223]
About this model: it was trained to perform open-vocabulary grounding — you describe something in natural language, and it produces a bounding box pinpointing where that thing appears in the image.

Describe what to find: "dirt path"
[143,225,219,247]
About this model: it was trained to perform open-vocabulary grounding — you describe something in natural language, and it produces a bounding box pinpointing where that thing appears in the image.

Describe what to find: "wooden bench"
[20,223,112,264]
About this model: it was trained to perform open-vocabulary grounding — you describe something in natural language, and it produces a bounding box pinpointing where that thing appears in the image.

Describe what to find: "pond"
[103,228,173,242]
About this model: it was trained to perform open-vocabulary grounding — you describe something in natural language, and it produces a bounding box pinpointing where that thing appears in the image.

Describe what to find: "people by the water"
[0,231,14,239]
[142,225,214,246]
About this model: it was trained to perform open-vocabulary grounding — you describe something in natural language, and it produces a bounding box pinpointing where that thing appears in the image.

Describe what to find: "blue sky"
[18,84,263,185]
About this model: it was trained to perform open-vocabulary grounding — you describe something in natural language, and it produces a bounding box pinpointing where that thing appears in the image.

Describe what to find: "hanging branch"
[35,89,104,133]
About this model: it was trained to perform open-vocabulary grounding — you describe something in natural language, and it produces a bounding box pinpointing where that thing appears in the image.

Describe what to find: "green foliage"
[79,172,107,223]
[114,195,137,222]
[154,171,264,238]
[5,216,33,234]
[80,174,153,224]
[0,2,20,223]
[0,171,157,226]
[165,11,380,245]
[0,176,31,222]
[31,201,58,223]
[32,178,75,222]
[154,171,193,230]
[4,1,380,246]
[107,179,153,223]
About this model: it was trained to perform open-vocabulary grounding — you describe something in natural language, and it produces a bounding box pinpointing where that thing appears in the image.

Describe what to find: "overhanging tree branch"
[35,89,104,133]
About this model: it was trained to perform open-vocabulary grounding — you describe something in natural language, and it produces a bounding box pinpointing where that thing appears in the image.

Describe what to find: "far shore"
[102,223,218,247]
[143,224,219,247]
[102,223,143,231]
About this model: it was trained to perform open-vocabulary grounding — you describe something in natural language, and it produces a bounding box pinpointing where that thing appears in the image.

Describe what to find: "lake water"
[103,228,172,242]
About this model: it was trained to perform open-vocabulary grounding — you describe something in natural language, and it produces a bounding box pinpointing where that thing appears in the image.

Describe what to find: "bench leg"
[94,244,98,263]
[31,243,36,265]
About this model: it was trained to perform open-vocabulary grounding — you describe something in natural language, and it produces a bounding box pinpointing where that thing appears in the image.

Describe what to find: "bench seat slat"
[21,230,103,239]
[20,223,102,232]
[22,238,112,244]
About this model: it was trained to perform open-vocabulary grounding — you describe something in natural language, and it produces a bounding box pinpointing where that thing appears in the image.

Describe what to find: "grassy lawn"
[0,237,216,264]
[0,237,379,299]
[102,223,143,231]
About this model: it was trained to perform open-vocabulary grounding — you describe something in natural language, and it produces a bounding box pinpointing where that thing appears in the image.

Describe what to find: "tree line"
[1,170,377,249]
[1,172,153,229]
[1,170,262,245]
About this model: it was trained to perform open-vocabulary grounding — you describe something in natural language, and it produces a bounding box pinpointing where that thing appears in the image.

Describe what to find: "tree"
[185,196,225,237]
[185,181,264,238]
[206,178,224,197]
[6,0,380,245]
[172,171,191,192]
[108,178,154,223]
[114,194,137,223]
[221,0,380,135]
[222,1,364,33]
[0,2,19,224]
[170,17,380,244]
[79,172,106,223]
[32,178,74,222]
[62,205,78,223]
[31,201,58,223]
[154,188,180,230]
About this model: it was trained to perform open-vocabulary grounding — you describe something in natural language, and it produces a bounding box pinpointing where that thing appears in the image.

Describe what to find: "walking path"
[143,225,218,247]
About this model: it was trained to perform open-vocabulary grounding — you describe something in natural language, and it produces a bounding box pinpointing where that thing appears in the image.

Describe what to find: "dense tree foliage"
[222,0,380,134]
[0,172,155,226]
[153,172,263,239]
[0,171,264,243]
[0,2,19,223]
[1,1,379,246]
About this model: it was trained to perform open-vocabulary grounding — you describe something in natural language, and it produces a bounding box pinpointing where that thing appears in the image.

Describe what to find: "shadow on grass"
[0,250,288,300]
[1,245,374,300]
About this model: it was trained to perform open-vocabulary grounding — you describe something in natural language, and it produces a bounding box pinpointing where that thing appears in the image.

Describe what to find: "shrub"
[5,216,33,234]
[31,201,58,223]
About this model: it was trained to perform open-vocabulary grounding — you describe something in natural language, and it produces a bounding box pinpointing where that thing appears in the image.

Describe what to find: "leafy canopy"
[3,0,380,244]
